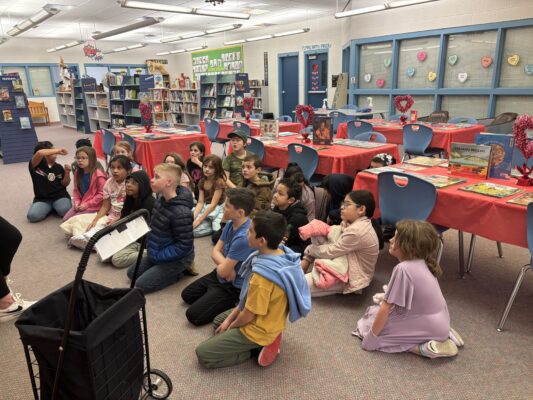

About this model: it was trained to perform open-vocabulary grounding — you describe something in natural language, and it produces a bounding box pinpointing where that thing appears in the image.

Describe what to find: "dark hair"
[284,162,310,184]
[225,188,255,216]
[33,141,53,154]
[370,153,396,167]
[189,141,205,161]
[109,155,133,173]
[253,211,287,250]
[278,178,302,201]
[346,190,384,249]
[202,154,226,182]
[75,138,92,149]
[243,153,262,169]
[75,147,99,194]
[164,152,194,188]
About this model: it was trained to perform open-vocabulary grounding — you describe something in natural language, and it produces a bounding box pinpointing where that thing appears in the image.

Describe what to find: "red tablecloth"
[200,120,302,139]
[354,166,531,248]
[337,119,484,153]
[94,129,211,178]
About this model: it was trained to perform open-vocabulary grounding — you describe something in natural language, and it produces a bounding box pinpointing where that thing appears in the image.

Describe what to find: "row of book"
[202,99,216,108]
[203,109,216,119]
[202,85,215,97]
[218,109,233,119]
[249,79,264,87]
[124,89,137,100]
[151,90,168,101]
[169,91,198,102]
[218,84,235,95]
[111,104,123,115]
[110,90,121,100]
[218,96,235,107]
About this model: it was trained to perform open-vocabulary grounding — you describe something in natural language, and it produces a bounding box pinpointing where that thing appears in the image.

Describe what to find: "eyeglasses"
[340,201,360,208]
[75,156,88,161]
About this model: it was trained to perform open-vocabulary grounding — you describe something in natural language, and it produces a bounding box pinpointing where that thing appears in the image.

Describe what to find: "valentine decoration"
[481,56,493,68]
[448,54,458,65]
[383,58,392,68]
[376,79,385,88]
[295,104,315,128]
[427,71,437,82]
[513,115,533,185]
[83,43,103,62]
[243,97,254,122]
[508,54,520,66]
[363,73,372,83]
[525,65,533,76]
[394,95,414,125]
[139,101,152,133]
[406,67,416,78]
[417,51,427,62]
[310,63,319,91]
[457,72,468,83]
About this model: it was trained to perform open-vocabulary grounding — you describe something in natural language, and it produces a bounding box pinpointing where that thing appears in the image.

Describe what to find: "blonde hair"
[112,141,133,160]
[395,220,442,278]
[155,162,182,184]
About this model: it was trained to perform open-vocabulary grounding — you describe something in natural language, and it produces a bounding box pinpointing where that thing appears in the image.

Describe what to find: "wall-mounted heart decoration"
[458,72,468,83]
[406,67,416,78]
[383,58,392,68]
[525,65,533,76]
[508,54,520,66]
[363,73,372,83]
[417,51,427,62]
[376,79,385,88]
[448,54,458,65]
[427,71,437,82]
[481,56,493,68]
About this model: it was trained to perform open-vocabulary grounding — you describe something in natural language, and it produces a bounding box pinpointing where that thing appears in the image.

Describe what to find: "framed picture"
[20,116,31,129]
[0,86,10,101]
[15,95,25,108]
[12,79,23,91]
[3,110,13,122]
[313,116,333,145]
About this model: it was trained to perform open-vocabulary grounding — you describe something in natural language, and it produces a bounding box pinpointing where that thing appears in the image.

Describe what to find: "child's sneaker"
[258,333,282,367]
[419,339,458,358]
[185,262,199,276]
[449,327,464,347]
[0,293,36,323]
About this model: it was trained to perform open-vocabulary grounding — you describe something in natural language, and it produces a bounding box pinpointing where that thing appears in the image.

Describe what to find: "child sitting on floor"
[242,154,275,214]
[163,152,195,194]
[112,141,140,171]
[353,220,464,358]
[195,210,311,369]
[187,141,205,198]
[223,130,254,188]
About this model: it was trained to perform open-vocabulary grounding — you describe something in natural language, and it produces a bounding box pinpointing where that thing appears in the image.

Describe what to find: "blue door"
[280,54,299,117]
[306,52,328,109]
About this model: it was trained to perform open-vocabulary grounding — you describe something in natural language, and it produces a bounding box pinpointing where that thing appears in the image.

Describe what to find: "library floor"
[1,125,533,400]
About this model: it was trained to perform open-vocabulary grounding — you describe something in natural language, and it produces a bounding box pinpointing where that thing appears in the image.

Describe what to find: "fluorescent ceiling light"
[389,0,436,7]
[155,45,206,56]
[7,5,61,37]
[273,28,310,37]
[47,40,84,53]
[246,35,272,42]
[335,0,438,18]
[103,43,147,54]
[186,46,207,52]
[92,17,163,40]
[160,24,241,44]
[180,32,206,39]
[224,39,246,45]
[206,24,242,34]
[121,0,250,20]
[0,37,10,45]
[224,28,310,46]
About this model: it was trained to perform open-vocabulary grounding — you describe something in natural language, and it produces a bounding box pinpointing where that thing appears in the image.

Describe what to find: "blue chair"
[204,118,229,156]
[497,202,533,331]
[233,121,251,137]
[389,114,407,121]
[353,131,387,143]
[288,143,318,182]
[448,116,478,124]
[186,124,200,131]
[329,111,348,135]
[102,129,116,167]
[402,123,443,162]
[121,132,136,153]
[347,120,373,139]
[251,113,263,120]
[278,115,292,122]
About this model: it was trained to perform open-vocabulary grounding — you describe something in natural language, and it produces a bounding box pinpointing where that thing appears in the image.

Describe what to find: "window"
[358,42,393,89]
[441,96,489,119]
[495,96,532,115]
[499,26,533,88]
[358,95,389,112]
[1,66,29,93]
[29,67,53,96]
[401,95,434,117]
[397,37,440,89]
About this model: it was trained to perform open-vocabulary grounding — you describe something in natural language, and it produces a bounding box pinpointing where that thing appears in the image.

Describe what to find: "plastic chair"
[347,120,373,139]
[186,124,200,131]
[288,143,318,182]
[205,118,229,156]
[389,114,407,121]
[448,116,478,124]
[329,111,348,134]
[353,131,387,143]
[278,115,292,122]
[233,121,251,137]
[402,123,443,162]
[247,137,264,159]
[121,133,136,154]
[251,113,263,120]
[102,129,116,167]
[497,202,533,331]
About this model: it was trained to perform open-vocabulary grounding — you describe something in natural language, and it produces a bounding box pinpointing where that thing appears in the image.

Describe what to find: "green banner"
[191,45,244,78]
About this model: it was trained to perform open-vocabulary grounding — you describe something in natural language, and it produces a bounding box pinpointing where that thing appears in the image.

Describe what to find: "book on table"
[362,166,404,175]
[313,117,333,145]
[448,143,491,178]
[334,139,387,148]
[459,182,521,198]
[507,192,533,206]
[474,133,514,179]
[260,119,279,140]
[404,156,448,167]
[398,163,427,171]
[416,174,466,189]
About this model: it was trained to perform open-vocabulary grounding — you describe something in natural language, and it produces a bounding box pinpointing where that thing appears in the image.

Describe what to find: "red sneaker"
[258,333,282,367]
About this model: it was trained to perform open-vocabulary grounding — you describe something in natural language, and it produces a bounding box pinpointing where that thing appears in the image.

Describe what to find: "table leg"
[458,230,465,278]
[466,234,477,274]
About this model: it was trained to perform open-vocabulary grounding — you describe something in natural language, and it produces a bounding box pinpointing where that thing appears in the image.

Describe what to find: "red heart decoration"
[376,79,385,88]
[394,95,414,114]
[513,115,533,160]
[295,104,315,128]
[481,56,493,68]
[417,51,427,62]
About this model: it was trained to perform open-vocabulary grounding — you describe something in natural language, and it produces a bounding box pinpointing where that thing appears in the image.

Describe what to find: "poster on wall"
[191,46,244,80]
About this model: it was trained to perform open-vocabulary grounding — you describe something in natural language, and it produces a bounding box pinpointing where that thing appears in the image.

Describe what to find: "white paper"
[94,217,151,261]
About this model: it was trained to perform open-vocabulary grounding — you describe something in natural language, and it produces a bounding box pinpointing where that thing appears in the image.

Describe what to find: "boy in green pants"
[195,211,311,369]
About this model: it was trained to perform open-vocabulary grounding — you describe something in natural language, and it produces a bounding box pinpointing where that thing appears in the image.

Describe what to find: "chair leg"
[458,231,465,278]
[497,241,503,258]
[466,234,477,273]
[436,236,444,264]
[497,263,531,331]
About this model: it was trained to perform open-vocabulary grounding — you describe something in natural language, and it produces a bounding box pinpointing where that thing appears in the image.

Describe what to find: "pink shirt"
[103,178,126,223]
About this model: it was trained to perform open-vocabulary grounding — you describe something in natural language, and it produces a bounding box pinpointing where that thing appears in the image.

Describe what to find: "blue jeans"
[27,197,72,222]
[127,252,194,294]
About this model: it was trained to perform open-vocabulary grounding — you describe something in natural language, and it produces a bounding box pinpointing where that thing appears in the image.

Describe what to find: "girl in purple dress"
[354,220,464,358]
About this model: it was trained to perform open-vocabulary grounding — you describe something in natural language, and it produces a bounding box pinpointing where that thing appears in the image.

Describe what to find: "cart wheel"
[143,369,173,399]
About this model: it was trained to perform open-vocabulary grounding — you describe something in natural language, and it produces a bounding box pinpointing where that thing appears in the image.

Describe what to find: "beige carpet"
[1,125,532,400]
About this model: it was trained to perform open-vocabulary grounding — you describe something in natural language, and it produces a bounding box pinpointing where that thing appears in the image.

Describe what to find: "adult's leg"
[305,273,344,297]
[185,281,241,326]
[132,253,194,294]
[181,269,219,305]
[0,217,22,299]
[27,201,53,223]
[52,197,72,218]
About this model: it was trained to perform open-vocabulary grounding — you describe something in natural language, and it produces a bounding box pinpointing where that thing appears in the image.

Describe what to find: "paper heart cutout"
[363,73,372,83]
[428,71,437,82]
[481,56,493,68]
[448,54,458,65]
[508,54,520,66]
[383,58,392,68]
[417,51,427,62]
[525,64,533,76]
[406,67,416,78]
[376,79,385,88]
[458,72,468,83]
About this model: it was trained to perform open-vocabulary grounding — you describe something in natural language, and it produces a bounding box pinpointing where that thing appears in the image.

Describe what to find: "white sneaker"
[68,234,88,250]
[0,293,36,323]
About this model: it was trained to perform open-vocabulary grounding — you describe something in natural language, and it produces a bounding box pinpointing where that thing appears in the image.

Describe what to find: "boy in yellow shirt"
[195,211,311,368]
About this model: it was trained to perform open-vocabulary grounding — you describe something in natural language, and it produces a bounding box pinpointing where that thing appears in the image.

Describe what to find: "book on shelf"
[224,110,233,118]
[250,89,257,97]
[15,95,25,108]
[474,133,514,179]
[235,80,245,92]
[459,182,520,198]
[404,156,448,167]
[0,86,10,101]
[507,192,533,206]
[448,142,491,178]
[223,96,231,107]
[260,119,279,139]
[313,117,333,145]
[254,98,262,109]
[154,74,164,89]
[125,89,137,100]
[235,96,243,106]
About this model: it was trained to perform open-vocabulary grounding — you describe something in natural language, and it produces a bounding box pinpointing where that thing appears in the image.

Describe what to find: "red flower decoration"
[513,114,533,161]
[394,95,414,114]
[243,97,254,113]
[295,104,315,127]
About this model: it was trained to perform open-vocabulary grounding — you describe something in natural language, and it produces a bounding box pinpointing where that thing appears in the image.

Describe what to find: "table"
[337,119,485,153]
[94,129,211,178]
[199,119,302,140]
[313,108,388,119]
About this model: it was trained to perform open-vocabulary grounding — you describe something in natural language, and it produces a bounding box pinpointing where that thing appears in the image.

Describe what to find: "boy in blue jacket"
[195,211,311,369]
[127,163,194,293]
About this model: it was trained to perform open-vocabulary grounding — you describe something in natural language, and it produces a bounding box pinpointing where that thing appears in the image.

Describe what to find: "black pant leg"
[0,217,22,298]
[181,269,219,305]
[184,281,240,326]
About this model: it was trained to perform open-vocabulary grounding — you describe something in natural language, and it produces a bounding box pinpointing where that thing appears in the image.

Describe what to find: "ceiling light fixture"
[156,45,207,56]
[223,28,309,46]
[335,0,438,18]
[205,0,225,5]
[103,43,147,54]
[0,37,10,45]
[92,17,163,40]
[46,40,84,53]
[160,24,241,44]
[7,5,61,37]
[120,0,250,20]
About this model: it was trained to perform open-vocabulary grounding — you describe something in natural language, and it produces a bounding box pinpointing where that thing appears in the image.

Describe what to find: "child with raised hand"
[242,154,275,213]
[127,163,194,293]
[193,154,227,238]
[163,152,195,194]
[272,178,310,256]
[63,146,107,221]
[112,141,140,171]
[223,130,254,188]
[187,141,205,193]
[27,141,72,222]
[195,211,311,369]
[354,219,463,358]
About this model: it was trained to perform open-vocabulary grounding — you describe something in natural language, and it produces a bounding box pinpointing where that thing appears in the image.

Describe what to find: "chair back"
[186,124,200,132]
[353,131,387,143]
[448,116,478,124]
[347,120,373,139]
[204,118,220,142]
[343,104,358,110]
[389,114,406,121]
[233,121,251,137]
[287,144,318,182]
[251,113,263,120]
[329,111,348,134]
[403,124,434,156]
[278,115,292,122]
[121,133,136,153]
[247,137,265,159]
[102,129,116,157]
[378,171,437,226]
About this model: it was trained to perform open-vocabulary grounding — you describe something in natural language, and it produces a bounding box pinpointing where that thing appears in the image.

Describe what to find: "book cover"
[474,133,514,179]
[12,79,23,91]
[0,86,10,101]
[3,110,13,121]
[419,174,466,189]
[19,116,31,129]
[507,192,533,206]
[14,95,25,108]
[154,75,164,89]
[334,139,387,149]
[399,163,427,172]
[363,166,404,175]
[260,119,279,139]
[404,156,448,167]
[448,143,491,178]
[459,182,520,198]
[313,116,333,145]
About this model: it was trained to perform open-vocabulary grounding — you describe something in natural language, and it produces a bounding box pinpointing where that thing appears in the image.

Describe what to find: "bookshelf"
[199,75,217,120]
[108,74,150,127]
[74,78,97,133]
[216,75,235,119]
[56,91,76,129]
[169,87,199,126]
[199,73,249,120]
[249,79,268,115]
[149,88,170,124]
[85,92,111,133]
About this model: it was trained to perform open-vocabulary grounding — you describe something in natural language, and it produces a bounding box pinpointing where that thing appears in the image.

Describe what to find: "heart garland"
[513,115,533,161]
[394,95,414,114]
[295,104,315,128]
